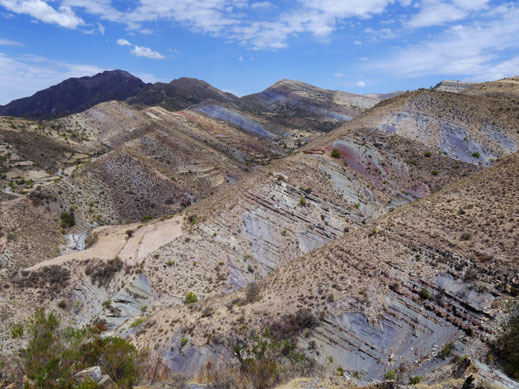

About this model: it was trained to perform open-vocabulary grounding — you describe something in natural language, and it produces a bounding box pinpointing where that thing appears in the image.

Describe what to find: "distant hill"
[0,70,147,119]
[126,77,238,111]
[433,80,478,93]
[365,90,405,100]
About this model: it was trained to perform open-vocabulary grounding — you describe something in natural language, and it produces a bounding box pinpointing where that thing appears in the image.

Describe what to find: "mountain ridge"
[0,70,148,119]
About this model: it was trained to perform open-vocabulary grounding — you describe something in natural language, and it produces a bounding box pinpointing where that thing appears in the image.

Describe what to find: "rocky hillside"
[0,77,381,272]
[237,79,378,133]
[1,76,519,388]
[434,80,478,93]
[464,76,519,102]
[315,88,519,165]
[0,100,292,271]
[0,70,147,119]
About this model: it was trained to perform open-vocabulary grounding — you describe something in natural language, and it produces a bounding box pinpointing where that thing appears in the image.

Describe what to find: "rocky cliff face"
[0,70,147,119]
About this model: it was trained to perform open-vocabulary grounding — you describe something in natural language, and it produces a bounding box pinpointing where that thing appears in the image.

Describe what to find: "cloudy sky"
[0,0,518,104]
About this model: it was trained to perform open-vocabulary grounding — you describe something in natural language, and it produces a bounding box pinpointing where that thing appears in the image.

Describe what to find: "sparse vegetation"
[460,232,472,241]
[85,257,123,287]
[184,291,198,305]
[441,341,455,359]
[180,337,188,348]
[298,197,307,207]
[494,301,519,378]
[331,148,341,158]
[409,376,421,385]
[245,281,261,303]
[60,210,75,228]
[130,317,145,328]
[11,324,24,339]
[385,369,396,380]
[19,309,141,388]
[420,288,431,300]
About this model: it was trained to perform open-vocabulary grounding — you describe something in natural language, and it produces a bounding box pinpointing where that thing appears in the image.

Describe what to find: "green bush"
[130,317,145,328]
[331,148,341,159]
[420,288,431,300]
[460,232,472,241]
[184,291,198,305]
[298,197,307,207]
[11,324,24,339]
[60,210,75,228]
[385,369,396,380]
[409,376,421,385]
[495,302,519,378]
[22,309,141,388]
[441,341,454,359]
[424,151,432,157]
[472,152,480,158]
[233,327,308,389]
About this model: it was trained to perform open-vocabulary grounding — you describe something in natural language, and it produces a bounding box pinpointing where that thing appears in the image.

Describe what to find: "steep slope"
[4,83,516,366]
[237,80,378,133]
[0,100,289,271]
[0,70,146,119]
[126,77,238,111]
[2,81,519,387]
[314,88,519,165]
[133,150,519,386]
[464,76,519,102]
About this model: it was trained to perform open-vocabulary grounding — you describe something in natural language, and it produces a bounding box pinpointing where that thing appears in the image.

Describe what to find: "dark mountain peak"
[169,77,237,99]
[0,70,147,119]
[127,77,237,111]
[169,77,211,87]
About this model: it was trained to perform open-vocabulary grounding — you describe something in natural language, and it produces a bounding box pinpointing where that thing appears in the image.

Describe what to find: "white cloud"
[353,40,362,45]
[126,0,243,33]
[107,0,395,50]
[250,1,274,9]
[131,44,164,59]
[0,37,22,45]
[364,27,395,40]
[408,0,489,28]
[0,52,102,104]
[357,80,366,87]
[238,55,244,62]
[61,0,123,22]
[374,5,519,81]
[334,72,345,77]
[97,22,105,34]
[117,38,131,46]
[117,38,164,59]
[0,0,83,28]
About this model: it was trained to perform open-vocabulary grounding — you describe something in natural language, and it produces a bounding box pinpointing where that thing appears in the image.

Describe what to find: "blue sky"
[0,0,518,104]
